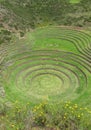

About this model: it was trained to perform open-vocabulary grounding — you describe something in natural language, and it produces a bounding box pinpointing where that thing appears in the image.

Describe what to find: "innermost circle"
[30,74,63,98]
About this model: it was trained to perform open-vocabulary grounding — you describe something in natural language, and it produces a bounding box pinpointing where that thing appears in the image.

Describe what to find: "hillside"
[0,0,91,130]
[0,0,91,34]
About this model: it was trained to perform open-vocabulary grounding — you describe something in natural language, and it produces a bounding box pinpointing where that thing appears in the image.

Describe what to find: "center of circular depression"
[31,74,63,96]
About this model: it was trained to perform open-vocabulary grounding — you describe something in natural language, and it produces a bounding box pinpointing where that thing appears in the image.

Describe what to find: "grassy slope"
[70,0,81,3]
[0,1,91,129]
[0,0,91,104]
[27,27,91,106]
[1,27,90,109]
[0,0,87,33]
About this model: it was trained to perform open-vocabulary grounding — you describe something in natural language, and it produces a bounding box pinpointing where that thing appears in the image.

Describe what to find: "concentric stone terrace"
[1,27,91,104]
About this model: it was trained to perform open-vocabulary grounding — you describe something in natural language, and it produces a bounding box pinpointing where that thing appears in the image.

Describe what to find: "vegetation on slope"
[0,26,91,129]
[1,101,91,130]
[0,0,91,37]
[70,0,81,3]
[0,0,91,129]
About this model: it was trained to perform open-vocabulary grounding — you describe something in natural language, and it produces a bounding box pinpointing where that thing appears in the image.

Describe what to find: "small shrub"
[32,101,91,130]
[0,101,91,130]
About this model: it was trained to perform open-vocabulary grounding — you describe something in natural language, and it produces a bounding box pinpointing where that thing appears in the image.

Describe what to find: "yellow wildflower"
[69,106,72,109]
[65,103,69,107]
[64,116,66,119]
[11,124,15,128]
[77,115,80,118]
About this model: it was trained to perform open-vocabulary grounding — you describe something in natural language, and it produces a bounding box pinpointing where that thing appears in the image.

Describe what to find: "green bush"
[1,101,91,130]
[32,101,91,129]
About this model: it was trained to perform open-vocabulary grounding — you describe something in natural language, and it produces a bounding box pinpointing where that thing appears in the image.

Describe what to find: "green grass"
[0,26,91,129]
[32,38,78,53]
[70,0,81,4]
[1,26,91,108]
